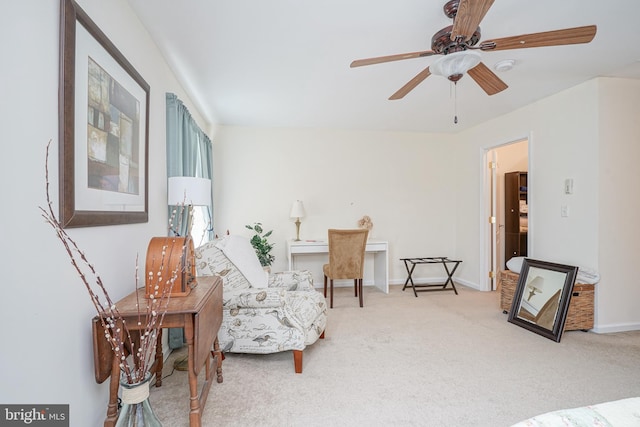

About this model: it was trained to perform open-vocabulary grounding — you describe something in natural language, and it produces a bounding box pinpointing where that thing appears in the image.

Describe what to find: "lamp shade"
[167,176,211,206]
[289,200,306,219]
[528,276,545,292]
[430,50,482,78]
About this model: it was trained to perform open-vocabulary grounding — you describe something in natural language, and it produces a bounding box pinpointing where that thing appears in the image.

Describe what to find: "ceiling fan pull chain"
[454,82,458,124]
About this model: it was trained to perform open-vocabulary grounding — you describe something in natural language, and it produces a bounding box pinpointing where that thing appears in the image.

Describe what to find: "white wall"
[0,1,212,425]
[597,77,640,331]
[213,126,457,283]
[455,81,599,285]
[455,78,640,332]
[213,81,640,333]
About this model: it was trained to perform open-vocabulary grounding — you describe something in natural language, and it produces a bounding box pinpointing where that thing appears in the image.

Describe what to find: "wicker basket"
[498,270,594,331]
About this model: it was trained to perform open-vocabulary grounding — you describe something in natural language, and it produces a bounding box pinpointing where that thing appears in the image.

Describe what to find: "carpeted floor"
[148,285,640,426]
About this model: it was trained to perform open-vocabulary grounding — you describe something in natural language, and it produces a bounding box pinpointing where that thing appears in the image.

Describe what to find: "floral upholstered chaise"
[195,235,327,373]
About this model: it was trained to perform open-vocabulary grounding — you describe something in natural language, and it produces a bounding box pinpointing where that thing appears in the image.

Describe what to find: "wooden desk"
[92,276,223,427]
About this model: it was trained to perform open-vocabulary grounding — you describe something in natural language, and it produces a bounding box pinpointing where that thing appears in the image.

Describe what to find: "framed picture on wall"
[59,0,149,227]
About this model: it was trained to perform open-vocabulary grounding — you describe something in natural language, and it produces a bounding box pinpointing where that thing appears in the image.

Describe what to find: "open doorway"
[482,138,529,291]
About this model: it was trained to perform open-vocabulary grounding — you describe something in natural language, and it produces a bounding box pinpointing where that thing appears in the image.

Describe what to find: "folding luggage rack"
[400,257,462,297]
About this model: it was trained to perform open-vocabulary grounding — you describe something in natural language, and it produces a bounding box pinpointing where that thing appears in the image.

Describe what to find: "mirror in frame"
[507,258,578,342]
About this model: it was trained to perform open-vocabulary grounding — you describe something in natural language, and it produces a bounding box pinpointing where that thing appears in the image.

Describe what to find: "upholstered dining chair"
[323,229,369,308]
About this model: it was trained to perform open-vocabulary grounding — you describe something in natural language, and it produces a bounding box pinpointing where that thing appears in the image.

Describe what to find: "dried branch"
[40,140,186,384]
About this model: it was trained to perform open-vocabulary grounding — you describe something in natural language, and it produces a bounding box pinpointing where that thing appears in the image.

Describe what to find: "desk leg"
[373,250,389,294]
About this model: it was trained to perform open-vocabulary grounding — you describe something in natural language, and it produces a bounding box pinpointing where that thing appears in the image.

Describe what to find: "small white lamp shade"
[289,200,306,219]
[525,275,545,301]
[167,176,212,206]
[528,276,545,292]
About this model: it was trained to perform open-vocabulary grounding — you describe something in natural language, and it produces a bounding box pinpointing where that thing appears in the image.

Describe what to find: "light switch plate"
[564,178,573,194]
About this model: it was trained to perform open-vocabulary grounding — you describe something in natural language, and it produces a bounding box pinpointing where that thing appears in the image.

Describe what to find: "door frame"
[480,133,532,291]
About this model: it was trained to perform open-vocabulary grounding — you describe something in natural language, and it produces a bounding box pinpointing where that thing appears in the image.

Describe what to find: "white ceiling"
[128,0,640,133]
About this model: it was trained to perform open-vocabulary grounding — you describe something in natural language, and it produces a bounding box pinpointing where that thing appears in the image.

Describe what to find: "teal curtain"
[166,92,213,239]
[166,93,214,349]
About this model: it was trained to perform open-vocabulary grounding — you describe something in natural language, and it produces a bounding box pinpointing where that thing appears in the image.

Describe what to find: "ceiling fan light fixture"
[494,59,515,72]
[430,50,482,80]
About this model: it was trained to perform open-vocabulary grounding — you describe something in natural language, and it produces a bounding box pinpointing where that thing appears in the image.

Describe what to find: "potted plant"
[246,222,275,267]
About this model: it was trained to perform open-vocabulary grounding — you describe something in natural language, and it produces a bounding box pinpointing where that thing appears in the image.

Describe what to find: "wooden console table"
[92,275,223,427]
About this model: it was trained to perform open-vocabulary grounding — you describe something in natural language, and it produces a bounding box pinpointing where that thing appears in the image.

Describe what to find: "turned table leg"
[154,328,163,387]
[104,353,120,427]
[212,337,224,383]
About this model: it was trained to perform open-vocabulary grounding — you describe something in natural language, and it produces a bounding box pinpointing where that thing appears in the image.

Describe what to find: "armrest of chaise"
[268,270,315,291]
[223,287,287,309]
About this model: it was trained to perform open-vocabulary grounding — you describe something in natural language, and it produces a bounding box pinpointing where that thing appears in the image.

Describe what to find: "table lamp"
[527,276,545,301]
[150,176,211,297]
[289,200,306,241]
[167,177,212,369]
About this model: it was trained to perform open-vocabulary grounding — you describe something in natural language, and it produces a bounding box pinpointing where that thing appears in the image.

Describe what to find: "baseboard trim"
[319,277,483,290]
[388,277,482,291]
[590,323,640,334]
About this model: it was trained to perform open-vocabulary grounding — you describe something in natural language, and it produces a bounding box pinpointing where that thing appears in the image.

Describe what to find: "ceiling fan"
[350,0,597,100]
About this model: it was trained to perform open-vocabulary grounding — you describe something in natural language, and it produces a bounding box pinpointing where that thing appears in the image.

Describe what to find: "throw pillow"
[215,235,268,288]
[506,256,525,274]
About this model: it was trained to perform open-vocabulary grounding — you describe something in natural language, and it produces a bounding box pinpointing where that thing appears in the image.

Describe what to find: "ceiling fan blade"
[451,0,495,42]
[350,50,436,68]
[480,25,597,51]
[389,67,432,100]
[467,62,508,95]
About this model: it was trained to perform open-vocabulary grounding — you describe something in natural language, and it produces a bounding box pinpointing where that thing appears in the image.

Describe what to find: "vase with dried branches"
[40,141,184,426]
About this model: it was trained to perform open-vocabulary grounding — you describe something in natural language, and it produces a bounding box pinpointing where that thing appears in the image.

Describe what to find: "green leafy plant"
[245,222,275,267]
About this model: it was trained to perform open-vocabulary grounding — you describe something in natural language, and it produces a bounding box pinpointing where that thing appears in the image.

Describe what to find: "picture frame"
[59,0,149,228]
[507,258,578,342]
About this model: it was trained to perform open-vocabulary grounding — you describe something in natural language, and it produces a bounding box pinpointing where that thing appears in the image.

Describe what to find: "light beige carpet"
[148,285,640,427]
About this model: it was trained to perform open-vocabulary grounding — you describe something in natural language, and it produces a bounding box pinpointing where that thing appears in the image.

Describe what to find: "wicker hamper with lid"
[498,269,594,331]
